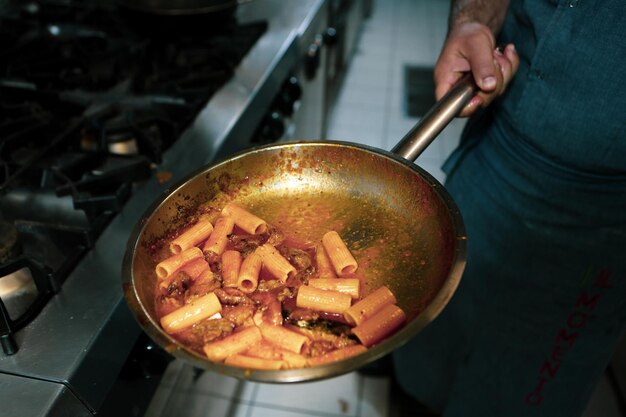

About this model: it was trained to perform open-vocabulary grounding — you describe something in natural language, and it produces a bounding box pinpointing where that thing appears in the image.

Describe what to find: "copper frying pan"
[122,76,476,383]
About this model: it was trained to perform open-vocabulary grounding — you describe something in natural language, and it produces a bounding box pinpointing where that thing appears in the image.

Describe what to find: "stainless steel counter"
[0,1,325,415]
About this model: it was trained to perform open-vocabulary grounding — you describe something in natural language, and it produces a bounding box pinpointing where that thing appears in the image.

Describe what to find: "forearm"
[449,0,510,35]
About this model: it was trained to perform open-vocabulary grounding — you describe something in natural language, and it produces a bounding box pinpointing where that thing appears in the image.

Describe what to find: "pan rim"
[121,140,467,382]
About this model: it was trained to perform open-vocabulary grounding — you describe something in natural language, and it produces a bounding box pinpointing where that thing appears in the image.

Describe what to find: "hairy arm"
[435,0,519,116]
[449,0,510,34]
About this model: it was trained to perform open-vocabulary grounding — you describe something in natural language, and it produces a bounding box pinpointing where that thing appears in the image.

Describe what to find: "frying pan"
[122,76,476,383]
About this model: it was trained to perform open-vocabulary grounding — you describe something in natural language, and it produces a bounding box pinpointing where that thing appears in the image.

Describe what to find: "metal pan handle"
[391,73,477,162]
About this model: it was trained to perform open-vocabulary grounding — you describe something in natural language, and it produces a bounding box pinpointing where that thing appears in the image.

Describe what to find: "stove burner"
[0,1,267,355]
[0,220,98,354]
[1,5,267,188]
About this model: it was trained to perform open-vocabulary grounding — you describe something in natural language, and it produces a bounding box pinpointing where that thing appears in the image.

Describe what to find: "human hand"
[434,22,519,117]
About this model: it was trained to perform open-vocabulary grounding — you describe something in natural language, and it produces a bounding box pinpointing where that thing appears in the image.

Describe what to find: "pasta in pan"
[153,203,406,370]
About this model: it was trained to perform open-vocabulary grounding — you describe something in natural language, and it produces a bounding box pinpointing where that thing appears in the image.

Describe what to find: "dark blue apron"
[393,1,626,415]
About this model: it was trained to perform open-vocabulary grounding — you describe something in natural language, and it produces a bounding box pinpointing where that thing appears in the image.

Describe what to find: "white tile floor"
[143,1,623,416]
[145,359,390,417]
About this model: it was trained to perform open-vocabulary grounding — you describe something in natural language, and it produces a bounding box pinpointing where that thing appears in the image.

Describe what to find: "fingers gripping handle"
[391,74,478,162]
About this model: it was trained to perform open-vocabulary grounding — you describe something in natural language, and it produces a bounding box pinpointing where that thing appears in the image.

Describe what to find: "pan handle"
[391,73,478,162]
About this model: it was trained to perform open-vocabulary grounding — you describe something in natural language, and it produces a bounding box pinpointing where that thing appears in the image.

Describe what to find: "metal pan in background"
[117,0,252,16]
[122,76,477,383]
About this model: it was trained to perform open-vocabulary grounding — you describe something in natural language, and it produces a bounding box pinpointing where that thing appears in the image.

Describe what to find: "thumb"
[466,46,499,92]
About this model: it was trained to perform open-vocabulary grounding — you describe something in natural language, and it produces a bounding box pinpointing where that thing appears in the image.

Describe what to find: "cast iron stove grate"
[0,0,267,354]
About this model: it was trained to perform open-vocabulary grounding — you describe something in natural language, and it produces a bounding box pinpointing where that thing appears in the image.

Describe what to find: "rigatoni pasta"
[321,231,358,276]
[158,257,209,292]
[156,247,204,279]
[153,202,407,371]
[257,243,296,282]
[169,217,214,254]
[181,257,209,279]
[308,278,360,299]
[203,326,262,362]
[344,285,396,326]
[258,324,309,353]
[296,285,353,315]
[221,250,242,288]
[203,216,235,255]
[237,250,263,293]
[351,303,406,347]
[160,292,222,334]
[222,203,268,235]
[315,244,337,278]
[244,341,308,369]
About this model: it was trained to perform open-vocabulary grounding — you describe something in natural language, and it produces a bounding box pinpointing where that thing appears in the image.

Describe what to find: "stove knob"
[324,27,338,46]
[284,76,302,102]
[257,111,285,143]
[304,34,324,80]
[274,77,302,116]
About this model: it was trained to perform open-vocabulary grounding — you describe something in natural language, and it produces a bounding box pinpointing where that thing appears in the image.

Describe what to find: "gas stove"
[0,0,329,415]
[0,0,268,354]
